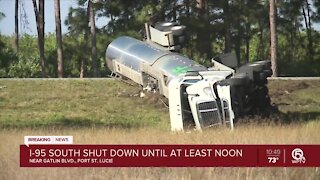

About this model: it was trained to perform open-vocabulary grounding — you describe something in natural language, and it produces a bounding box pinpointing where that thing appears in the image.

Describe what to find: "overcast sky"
[0,0,107,35]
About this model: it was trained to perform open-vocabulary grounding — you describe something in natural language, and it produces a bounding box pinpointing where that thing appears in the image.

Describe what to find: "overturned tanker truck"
[105,22,272,131]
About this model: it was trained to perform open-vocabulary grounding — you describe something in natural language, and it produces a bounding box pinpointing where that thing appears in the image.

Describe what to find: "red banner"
[20,145,320,167]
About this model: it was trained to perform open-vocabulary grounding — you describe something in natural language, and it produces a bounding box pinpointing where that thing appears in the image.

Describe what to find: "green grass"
[1,79,320,129]
[0,79,169,129]
[0,79,320,180]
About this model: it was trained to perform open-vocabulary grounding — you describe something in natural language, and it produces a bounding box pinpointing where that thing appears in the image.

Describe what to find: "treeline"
[0,0,320,78]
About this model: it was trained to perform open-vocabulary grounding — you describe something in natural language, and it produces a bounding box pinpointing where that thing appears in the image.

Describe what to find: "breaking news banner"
[20,136,320,167]
[24,136,73,146]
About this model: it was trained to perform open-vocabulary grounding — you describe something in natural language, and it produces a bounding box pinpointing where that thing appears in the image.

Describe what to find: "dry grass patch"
[0,124,320,180]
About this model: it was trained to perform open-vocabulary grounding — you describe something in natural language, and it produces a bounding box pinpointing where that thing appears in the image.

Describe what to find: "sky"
[0,0,106,35]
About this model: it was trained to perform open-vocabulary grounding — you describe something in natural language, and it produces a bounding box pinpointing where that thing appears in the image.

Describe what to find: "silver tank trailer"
[105,36,207,96]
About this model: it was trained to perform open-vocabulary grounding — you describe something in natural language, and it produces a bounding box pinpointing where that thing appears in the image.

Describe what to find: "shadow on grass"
[236,106,320,125]
[280,111,320,123]
[0,117,143,129]
[2,107,319,130]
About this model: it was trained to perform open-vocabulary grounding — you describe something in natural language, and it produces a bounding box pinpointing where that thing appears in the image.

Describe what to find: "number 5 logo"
[291,148,306,164]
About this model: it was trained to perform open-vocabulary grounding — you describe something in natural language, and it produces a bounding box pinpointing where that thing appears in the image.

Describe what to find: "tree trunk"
[80,34,87,78]
[80,4,91,78]
[89,1,98,77]
[196,0,207,18]
[32,0,47,77]
[269,0,277,77]
[79,60,85,78]
[39,0,46,77]
[54,0,64,78]
[245,23,250,63]
[302,0,314,60]
[223,1,232,53]
[185,0,190,17]
[234,12,242,65]
[195,0,211,59]
[79,33,88,78]
[234,35,241,65]
[14,0,19,55]
[172,1,176,21]
[289,17,298,62]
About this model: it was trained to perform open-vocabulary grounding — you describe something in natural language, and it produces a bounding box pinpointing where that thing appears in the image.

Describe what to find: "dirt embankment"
[268,80,312,105]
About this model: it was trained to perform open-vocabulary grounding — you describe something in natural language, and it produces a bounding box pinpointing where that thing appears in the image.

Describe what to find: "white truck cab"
[168,70,235,131]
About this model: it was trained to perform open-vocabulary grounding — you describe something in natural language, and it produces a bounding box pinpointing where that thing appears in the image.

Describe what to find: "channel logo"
[291,148,306,164]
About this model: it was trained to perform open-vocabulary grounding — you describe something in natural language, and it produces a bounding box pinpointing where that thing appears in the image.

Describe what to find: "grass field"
[0,79,320,180]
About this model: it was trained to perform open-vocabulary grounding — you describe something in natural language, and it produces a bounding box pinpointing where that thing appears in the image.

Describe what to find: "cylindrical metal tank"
[105,36,207,80]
